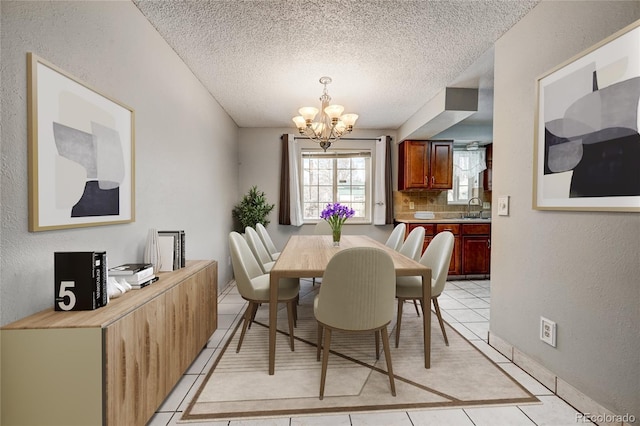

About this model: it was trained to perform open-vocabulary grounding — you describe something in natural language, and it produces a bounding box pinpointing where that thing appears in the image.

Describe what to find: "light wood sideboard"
[1,259,217,426]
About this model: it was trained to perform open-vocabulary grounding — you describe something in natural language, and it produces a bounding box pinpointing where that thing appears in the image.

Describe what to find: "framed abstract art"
[533,19,640,212]
[27,53,135,231]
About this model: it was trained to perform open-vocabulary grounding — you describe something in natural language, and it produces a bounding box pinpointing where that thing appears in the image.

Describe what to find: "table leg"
[269,272,278,375]
[422,270,431,369]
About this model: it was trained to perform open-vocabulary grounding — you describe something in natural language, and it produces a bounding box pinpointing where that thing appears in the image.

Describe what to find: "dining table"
[268,234,432,375]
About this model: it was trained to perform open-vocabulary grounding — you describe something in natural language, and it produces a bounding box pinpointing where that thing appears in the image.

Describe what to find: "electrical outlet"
[482,202,491,210]
[540,317,557,347]
[409,202,415,210]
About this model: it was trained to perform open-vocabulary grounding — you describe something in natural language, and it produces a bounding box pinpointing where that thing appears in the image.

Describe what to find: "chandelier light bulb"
[292,116,306,130]
[298,107,319,122]
[324,104,344,121]
[291,76,358,151]
[340,113,359,128]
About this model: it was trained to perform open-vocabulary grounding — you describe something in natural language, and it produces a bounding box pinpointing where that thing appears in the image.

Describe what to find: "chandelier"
[292,76,358,151]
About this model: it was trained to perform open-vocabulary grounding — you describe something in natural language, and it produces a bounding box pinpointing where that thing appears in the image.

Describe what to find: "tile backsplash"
[393,190,492,220]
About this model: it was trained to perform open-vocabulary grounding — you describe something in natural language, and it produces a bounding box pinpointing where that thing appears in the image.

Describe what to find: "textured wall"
[492,1,640,418]
[0,1,238,325]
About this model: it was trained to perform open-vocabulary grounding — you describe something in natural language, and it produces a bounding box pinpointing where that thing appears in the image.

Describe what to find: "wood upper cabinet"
[398,140,453,190]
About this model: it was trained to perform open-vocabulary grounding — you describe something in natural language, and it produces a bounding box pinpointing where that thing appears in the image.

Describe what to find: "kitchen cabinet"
[406,223,461,276]
[462,224,491,275]
[398,140,453,190]
[1,260,217,426]
[436,223,461,275]
[403,221,489,278]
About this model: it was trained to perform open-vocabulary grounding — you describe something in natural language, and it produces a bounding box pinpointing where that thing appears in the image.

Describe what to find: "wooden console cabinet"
[1,260,217,426]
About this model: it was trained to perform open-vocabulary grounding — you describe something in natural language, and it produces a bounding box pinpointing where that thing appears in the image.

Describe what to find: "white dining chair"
[398,226,425,261]
[256,223,280,261]
[314,247,396,400]
[395,231,454,347]
[314,220,333,235]
[385,223,406,251]
[228,232,299,352]
[244,226,275,273]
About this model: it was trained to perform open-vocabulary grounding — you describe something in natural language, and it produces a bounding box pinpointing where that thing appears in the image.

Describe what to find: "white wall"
[492,1,640,418]
[0,1,238,325]
[237,128,398,249]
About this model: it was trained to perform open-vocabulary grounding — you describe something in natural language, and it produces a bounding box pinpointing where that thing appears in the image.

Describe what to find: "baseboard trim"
[488,332,634,426]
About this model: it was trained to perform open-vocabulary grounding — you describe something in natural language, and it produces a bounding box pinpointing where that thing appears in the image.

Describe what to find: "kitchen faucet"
[467,197,482,218]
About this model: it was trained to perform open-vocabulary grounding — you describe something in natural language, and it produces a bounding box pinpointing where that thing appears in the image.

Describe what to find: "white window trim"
[296,138,378,225]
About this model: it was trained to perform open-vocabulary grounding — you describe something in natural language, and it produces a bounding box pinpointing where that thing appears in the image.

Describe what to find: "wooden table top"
[271,235,429,278]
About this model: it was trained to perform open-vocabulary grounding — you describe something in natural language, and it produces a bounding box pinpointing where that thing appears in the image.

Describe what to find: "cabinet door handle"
[431,176,435,185]
[487,239,491,249]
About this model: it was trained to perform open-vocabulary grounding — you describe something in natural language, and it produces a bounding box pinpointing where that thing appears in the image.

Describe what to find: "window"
[301,150,371,223]
[447,148,487,204]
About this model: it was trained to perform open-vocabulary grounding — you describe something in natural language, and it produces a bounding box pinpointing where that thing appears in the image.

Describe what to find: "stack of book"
[108,263,157,289]
[158,230,186,271]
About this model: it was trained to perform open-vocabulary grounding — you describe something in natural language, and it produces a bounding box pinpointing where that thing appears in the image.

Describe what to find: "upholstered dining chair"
[310,220,333,285]
[395,231,454,348]
[385,223,406,251]
[314,220,333,235]
[228,232,299,353]
[398,226,425,261]
[244,226,276,273]
[313,247,397,400]
[256,223,280,261]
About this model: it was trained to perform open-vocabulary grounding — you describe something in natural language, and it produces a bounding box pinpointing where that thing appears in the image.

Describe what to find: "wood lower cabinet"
[436,224,461,276]
[404,221,490,278]
[1,260,217,426]
[461,224,491,276]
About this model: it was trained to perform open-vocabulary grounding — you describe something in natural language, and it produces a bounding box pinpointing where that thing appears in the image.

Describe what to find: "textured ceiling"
[133,0,539,135]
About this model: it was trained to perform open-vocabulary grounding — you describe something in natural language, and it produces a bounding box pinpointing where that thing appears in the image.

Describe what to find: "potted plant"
[232,186,275,233]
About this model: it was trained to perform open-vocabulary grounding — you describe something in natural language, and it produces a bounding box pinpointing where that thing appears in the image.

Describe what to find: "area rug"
[181,289,538,422]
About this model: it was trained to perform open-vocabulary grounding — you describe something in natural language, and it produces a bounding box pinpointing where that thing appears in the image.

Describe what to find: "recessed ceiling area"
[133,0,539,143]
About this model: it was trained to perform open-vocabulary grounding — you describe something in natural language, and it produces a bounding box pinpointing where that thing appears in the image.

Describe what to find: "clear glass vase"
[332,227,341,247]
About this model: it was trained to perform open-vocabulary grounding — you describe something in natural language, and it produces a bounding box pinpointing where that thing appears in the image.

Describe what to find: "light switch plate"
[498,196,510,216]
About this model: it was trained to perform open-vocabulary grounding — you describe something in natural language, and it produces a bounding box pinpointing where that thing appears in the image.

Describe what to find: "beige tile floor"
[148,279,593,426]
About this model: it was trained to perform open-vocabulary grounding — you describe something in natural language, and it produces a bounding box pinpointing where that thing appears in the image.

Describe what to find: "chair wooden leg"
[413,300,420,316]
[293,297,298,327]
[316,323,323,361]
[236,302,256,353]
[381,325,396,397]
[432,297,449,346]
[248,302,259,329]
[319,328,332,400]
[395,298,404,348]
[286,301,295,351]
[375,331,380,360]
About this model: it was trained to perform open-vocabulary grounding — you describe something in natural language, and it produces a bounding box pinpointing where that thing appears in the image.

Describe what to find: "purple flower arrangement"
[320,202,355,235]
